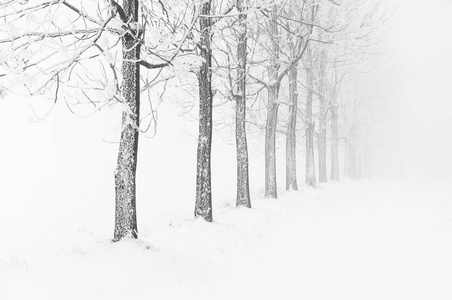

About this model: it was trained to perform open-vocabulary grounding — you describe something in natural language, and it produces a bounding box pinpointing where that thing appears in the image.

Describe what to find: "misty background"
[373,0,452,181]
[1,0,451,299]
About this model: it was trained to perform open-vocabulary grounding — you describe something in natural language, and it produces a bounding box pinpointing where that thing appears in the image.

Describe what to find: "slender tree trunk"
[347,120,359,179]
[305,56,316,187]
[265,86,279,198]
[318,82,327,183]
[330,104,340,181]
[114,0,140,241]
[236,0,251,208]
[348,142,357,179]
[195,0,213,222]
[343,140,349,178]
[286,65,298,191]
[264,6,280,199]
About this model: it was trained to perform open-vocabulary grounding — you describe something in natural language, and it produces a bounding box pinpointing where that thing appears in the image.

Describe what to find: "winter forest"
[1,0,451,299]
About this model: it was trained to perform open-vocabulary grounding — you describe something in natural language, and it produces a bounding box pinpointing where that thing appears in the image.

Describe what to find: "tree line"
[0,0,388,241]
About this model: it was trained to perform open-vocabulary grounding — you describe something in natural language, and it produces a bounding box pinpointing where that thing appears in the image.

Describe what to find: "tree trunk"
[305,57,316,187]
[264,6,280,199]
[286,65,298,191]
[330,104,340,181]
[265,86,279,198]
[235,0,251,208]
[114,0,140,241]
[343,141,349,178]
[348,143,357,179]
[195,0,213,222]
[318,83,327,183]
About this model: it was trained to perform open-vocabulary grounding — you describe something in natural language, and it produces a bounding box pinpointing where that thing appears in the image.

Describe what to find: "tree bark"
[265,86,279,198]
[236,0,251,208]
[195,0,213,221]
[264,6,280,199]
[318,74,327,183]
[286,65,298,191]
[305,52,316,188]
[114,0,140,241]
[330,104,340,181]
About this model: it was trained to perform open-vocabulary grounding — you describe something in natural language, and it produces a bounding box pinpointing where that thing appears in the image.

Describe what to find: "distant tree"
[304,0,389,183]
[304,44,317,187]
[329,63,341,181]
[284,2,302,191]
[248,2,313,198]
[235,0,252,208]
[198,0,255,208]
[316,57,328,183]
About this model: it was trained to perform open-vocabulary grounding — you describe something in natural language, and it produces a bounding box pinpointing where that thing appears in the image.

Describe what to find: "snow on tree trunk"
[330,104,340,181]
[235,0,251,208]
[195,0,213,222]
[114,0,140,241]
[265,86,279,198]
[286,65,298,191]
[305,62,316,187]
[318,76,327,183]
[264,6,280,199]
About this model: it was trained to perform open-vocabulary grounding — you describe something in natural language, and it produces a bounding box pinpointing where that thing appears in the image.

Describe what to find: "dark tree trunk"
[305,56,316,187]
[235,0,251,208]
[114,0,140,241]
[330,104,340,181]
[286,65,298,191]
[195,0,213,222]
[265,86,279,198]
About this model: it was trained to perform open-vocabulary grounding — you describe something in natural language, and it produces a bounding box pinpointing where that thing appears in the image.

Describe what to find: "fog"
[374,0,452,181]
[1,1,451,298]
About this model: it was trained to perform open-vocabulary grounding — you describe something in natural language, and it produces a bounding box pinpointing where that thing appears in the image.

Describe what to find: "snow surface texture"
[0,97,451,300]
[1,179,451,300]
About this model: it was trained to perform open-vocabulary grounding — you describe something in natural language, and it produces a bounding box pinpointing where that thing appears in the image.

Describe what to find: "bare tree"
[284,2,302,191]
[114,0,141,241]
[249,2,313,198]
[235,0,252,208]
[304,45,316,187]
[194,0,214,221]
[286,60,299,190]
[0,0,197,241]
[330,63,341,181]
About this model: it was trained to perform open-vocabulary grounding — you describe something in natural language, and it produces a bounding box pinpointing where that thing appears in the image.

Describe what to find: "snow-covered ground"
[2,179,451,300]
[0,98,451,299]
